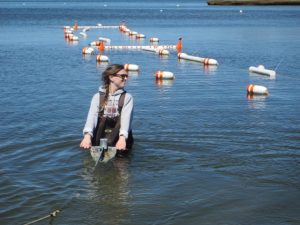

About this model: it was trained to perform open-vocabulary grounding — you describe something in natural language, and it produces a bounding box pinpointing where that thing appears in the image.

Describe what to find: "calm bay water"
[0,1,300,224]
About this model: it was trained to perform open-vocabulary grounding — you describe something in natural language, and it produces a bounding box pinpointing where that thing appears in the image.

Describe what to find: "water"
[1,1,300,224]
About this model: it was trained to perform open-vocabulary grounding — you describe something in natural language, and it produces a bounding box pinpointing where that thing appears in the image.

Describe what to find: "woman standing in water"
[80,64,134,155]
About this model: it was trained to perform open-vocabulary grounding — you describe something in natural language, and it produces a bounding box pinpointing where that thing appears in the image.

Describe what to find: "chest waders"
[92,92,134,155]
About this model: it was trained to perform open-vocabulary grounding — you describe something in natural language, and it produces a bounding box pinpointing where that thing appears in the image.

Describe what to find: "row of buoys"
[66,21,279,96]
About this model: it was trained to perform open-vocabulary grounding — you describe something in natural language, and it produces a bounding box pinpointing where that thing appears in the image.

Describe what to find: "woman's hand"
[116,135,126,150]
[80,134,92,149]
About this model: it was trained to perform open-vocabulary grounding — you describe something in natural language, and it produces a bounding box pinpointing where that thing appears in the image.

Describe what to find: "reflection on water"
[249,71,276,80]
[247,94,268,109]
[81,156,131,224]
[96,61,109,69]
[203,65,218,75]
[128,71,139,77]
[155,79,174,86]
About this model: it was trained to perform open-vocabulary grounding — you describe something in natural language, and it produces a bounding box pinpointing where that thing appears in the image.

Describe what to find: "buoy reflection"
[155,79,174,86]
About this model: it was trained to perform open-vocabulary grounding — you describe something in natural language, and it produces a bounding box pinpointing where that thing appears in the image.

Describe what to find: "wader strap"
[98,91,126,116]
[118,92,126,113]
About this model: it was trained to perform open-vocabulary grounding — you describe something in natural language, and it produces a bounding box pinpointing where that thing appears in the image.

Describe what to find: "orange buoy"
[74,20,78,31]
[154,71,174,80]
[98,41,105,51]
[247,84,268,95]
[96,54,109,62]
[176,37,182,52]
[124,64,139,71]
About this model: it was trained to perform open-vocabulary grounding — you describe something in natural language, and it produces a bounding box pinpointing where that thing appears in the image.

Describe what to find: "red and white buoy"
[136,33,146,39]
[247,84,268,95]
[68,34,79,41]
[150,37,159,42]
[82,47,95,55]
[178,53,218,65]
[154,71,174,80]
[124,64,139,71]
[96,54,109,62]
[249,65,276,77]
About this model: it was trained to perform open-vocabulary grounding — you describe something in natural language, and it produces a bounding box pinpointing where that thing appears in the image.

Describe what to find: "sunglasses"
[115,73,128,80]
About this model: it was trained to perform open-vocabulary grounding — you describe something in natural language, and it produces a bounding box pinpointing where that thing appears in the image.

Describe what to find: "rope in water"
[23,209,61,225]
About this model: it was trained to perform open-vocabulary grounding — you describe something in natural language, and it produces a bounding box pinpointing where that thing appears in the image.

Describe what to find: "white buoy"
[178,53,218,65]
[155,71,174,80]
[98,37,111,44]
[141,46,157,53]
[124,64,139,71]
[249,65,276,77]
[129,31,138,36]
[247,84,268,95]
[65,29,73,34]
[82,47,95,55]
[124,28,131,33]
[96,54,109,62]
[136,33,146,39]
[97,23,102,26]
[150,37,159,42]
[156,48,169,55]
[79,32,87,38]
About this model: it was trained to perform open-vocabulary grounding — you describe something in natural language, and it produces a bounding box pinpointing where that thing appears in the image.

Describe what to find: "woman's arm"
[80,93,99,149]
[116,93,133,150]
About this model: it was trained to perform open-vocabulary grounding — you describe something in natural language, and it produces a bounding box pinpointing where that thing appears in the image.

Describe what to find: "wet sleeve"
[82,93,99,137]
[119,93,134,139]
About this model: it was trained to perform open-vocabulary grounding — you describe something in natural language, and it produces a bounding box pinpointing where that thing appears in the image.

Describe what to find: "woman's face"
[110,69,128,89]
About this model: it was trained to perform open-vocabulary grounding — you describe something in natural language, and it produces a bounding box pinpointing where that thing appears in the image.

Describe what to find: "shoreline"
[207,0,300,5]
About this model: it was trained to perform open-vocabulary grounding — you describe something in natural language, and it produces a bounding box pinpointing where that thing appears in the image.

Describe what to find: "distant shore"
[207,0,300,5]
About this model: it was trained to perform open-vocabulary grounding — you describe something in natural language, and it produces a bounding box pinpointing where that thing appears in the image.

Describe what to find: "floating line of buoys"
[178,53,218,65]
[247,84,268,95]
[104,45,176,50]
[249,65,276,77]
[154,71,175,80]
[124,64,139,71]
[96,54,109,62]
[82,47,95,55]
[77,26,119,29]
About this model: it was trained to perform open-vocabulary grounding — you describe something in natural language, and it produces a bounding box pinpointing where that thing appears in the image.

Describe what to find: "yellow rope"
[23,209,60,225]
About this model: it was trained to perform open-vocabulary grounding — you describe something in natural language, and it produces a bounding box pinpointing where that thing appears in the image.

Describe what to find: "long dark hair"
[101,64,124,107]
